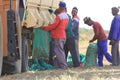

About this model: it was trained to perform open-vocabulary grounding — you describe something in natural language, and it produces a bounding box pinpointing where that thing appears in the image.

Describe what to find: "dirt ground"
[0,59,120,80]
[0,65,120,80]
[0,38,120,80]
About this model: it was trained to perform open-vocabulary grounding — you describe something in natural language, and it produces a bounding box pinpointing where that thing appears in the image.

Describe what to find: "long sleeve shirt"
[72,15,80,40]
[108,15,120,40]
[92,22,107,42]
[44,11,69,39]
[66,14,74,39]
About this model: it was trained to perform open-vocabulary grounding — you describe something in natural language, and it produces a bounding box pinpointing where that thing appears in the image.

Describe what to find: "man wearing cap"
[108,7,120,66]
[83,17,112,67]
[40,1,69,69]
[71,7,81,64]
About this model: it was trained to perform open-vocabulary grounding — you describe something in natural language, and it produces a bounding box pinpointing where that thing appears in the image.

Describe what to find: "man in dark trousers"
[108,7,120,66]
[64,8,81,67]
[71,7,81,64]
[83,17,112,67]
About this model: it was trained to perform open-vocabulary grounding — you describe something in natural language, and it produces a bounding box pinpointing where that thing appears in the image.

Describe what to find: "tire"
[2,59,20,75]
[21,36,28,72]
[0,15,3,76]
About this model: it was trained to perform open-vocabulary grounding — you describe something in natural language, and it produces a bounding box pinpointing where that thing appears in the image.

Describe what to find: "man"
[49,9,60,66]
[83,17,112,67]
[40,1,69,69]
[64,8,80,67]
[71,7,81,63]
[108,7,120,66]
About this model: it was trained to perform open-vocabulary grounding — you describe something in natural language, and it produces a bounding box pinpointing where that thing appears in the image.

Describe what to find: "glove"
[109,40,116,45]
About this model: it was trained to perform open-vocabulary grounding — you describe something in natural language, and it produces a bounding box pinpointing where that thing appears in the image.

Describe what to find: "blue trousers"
[97,39,112,67]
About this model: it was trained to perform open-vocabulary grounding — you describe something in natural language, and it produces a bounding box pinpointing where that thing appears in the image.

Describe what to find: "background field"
[0,28,120,80]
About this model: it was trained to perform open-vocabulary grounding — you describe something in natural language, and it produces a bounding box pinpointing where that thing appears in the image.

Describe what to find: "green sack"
[28,58,54,71]
[38,59,55,70]
[80,53,86,64]
[32,28,51,60]
[67,53,86,67]
[28,58,45,71]
[84,43,98,68]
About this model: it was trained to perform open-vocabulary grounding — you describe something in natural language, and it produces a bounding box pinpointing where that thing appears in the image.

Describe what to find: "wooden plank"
[16,13,22,73]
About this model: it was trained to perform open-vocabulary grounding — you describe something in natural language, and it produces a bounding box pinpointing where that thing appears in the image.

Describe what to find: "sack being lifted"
[84,43,98,68]
[32,28,51,60]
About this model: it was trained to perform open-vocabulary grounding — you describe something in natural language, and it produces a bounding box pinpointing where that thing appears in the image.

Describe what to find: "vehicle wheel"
[0,15,3,76]
[21,36,28,72]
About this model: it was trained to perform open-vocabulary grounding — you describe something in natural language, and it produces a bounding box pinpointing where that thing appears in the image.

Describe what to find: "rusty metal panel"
[0,0,18,56]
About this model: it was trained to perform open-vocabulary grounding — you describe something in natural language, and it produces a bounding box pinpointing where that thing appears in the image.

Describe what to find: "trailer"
[0,0,61,75]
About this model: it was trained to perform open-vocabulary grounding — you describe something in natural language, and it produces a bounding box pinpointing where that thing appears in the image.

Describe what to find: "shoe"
[110,64,119,66]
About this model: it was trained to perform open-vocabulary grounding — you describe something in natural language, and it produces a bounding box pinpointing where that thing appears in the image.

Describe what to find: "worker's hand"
[89,40,93,43]
[109,40,116,45]
[39,26,45,29]
[21,20,27,28]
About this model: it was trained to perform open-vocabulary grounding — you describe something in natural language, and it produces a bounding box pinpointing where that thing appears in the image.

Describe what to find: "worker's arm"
[89,26,99,42]
[41,16,60,31]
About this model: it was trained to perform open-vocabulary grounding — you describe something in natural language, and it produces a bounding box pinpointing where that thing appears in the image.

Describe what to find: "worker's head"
[71,7,78,17]
[54,8,60,16]
[111,7,119,16]
[83,17,93,26]
[59,1,66,10]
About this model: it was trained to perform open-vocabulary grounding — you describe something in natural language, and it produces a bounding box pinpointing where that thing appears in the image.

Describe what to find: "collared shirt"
[92,22,107,41]
[72,15,80,40]
[45,10,69,39]
[108,15,120,40]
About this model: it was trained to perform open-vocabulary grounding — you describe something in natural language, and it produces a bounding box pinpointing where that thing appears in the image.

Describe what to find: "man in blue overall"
[108,7,120,66]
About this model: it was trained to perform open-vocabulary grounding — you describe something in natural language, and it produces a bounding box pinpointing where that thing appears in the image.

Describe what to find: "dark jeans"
[49,40,55,66]
[64,37,80,67]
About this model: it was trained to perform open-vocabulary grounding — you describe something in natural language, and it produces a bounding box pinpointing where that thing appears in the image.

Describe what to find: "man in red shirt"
[83,17,112,67]
[40,1,69,69]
